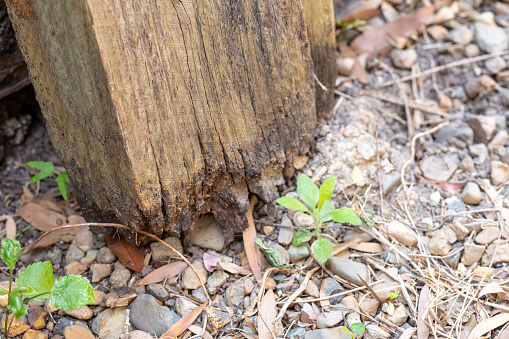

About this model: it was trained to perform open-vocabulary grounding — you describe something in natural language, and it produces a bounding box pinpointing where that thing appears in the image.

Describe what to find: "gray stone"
[277,216,294,246]
[381,172,401,195]
[73,229,95,252]
[465,76,497,98]
[129,294,180,337]
[475,22,509,53]
[429,229,452,256]
[92,307,130,339]
[288,244,310,262]
[486,56,507,74]
[343,229,374,243]
[174,297,198,317]
[462,243,485,265]
[316,309,344,328]
[150,237,183,263]
[206,271,229,294]
[445,196,464,212]
[365,324,390,339]
[146,284,169,302]
[391,49,417,69]
[475,227,500,244]
[266,242,290,266]
[470,143,489,164]
[435,124,474,145]
[65,244,85,265]
[420,155,459,181]
[449,25,473,45]
[181,260,208,290]
[320,278,344,305]
[469,116,497,144]
[305,327,351,339]
[188,215,225,251]
[225,279,245,307]
[80,250,98,266]
[293,212,314,228]
[386,220,418,247]
[460,182,482,205]
[305,280,320,298]
[90,264,112,283]
[110,267,131,288]
[97,248,117,264]
[327,258,369,286]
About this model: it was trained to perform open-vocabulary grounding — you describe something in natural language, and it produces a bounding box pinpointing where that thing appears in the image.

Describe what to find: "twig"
[379,50,509,87]
[288,280,385,304]
[314,74,327,91]
[363,90,448,117]
[375,125,384,217]
[275,266,319,322]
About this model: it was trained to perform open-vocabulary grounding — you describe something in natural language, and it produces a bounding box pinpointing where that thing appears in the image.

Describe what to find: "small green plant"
[387,290,400,316]
[341,323,366,338]
[0,238,95,336]
[26,161,70,200]
[276,174,361,263]
[389,291,400,300]
[336,18,363,30]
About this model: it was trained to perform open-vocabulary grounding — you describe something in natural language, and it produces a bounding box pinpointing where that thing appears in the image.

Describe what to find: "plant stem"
[25,292,52,304]
[4,268,12,336]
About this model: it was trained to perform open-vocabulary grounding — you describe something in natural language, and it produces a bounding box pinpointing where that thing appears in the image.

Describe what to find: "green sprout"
[26,161,70,200]
[341,323,366,338]
[389,291,400,300]
[276,174,361,263]
[0,239,95,336]
[336,18,363,29]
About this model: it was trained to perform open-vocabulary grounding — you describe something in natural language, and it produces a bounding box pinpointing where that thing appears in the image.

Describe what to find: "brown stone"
[28,305,47,330]
[23,329,49,339]
[1,317,30,337]
[63,325,95,339]
[64,261,87,276]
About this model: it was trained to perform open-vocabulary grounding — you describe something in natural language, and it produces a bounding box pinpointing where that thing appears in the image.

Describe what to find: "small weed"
[341,323,366,338]
[26,161,69,200]
[0,238,95,336]
[336,18,363,30]
[276,174,361,263]
[389,291,400,300]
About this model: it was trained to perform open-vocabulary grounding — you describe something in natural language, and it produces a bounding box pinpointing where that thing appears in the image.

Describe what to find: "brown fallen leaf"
[332,238,361,256]
[243,196,262,283]
[160,302,208,338]
[461,314,476,339]
[350,6,434,53]
[5,217,16,240]
[36,199,65,215]
[350,242,384,253]
[219,261,252,275]
[415,171,467,193]
[19,202,66,231]
[258,289,277,338]
[203,252,221,272]
[319,288,331,312]
[106,233,145,272]
[399,327,416,339]
[187,325,213,339]
[417,285,430,339]
[341,8,380,23]
[136,261,187,286]
[469,313,509,338]
[338,41,368,84]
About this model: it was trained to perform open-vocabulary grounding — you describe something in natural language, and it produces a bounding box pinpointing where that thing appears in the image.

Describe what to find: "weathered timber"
[6,0,336,242]
[303,0,337,120]
[0,1,28,100]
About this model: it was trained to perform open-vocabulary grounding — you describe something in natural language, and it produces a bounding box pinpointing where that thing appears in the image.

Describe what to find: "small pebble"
[460,182,482,205]
[90,264,112,283]
[65,305,94,320]
[63,325,95,339]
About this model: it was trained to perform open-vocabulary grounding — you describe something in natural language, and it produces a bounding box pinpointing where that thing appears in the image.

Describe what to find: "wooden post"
[5,0,336,242]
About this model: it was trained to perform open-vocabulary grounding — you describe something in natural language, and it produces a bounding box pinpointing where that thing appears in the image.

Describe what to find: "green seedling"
[341,323,366,338]
[0,238,95,336]
[276,174,361,263]
[389,291,400,300]
[256,237,293,269]
[336,18,363,30]
[26,161,70,200]
[387,291,400,316]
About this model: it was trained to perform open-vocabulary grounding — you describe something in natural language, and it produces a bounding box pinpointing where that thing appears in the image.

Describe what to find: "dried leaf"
[19,202,66,232]
[160,302,208,338]
[203,253,221,272]
[350,6,434,53]
[136,261,187,286]
[106,234,145,272]
[387,302,395,315]
[415,171,467,192]
[5,217,16,240]
[350,242,383,253]
[417,285,430,339]
[319,288,331,312]
[36,199,65,215]
[219,262,252,275]
[187,325,213,339]
[461,314,476,339]
[244,197,262,282]
[381,2,399,22]
[338,42,368,84]
[469,313,509,338]
[342,8,380,23]
[400,327,416,339]
[331,237,361,256]
[257,289,277,338]
[479,282,507,298]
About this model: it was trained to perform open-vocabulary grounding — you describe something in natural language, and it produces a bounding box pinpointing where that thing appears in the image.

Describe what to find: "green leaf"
[255,238,293,269]
[340,326,354,337]
[351,323,366,334]
[276,197,310,213]
[1,238,21,271]
[55,172,70,200]
[389,291,400,300]
[320,233,337,244]
[328,207,362,225]
[7,292,27,319]
[292,229,313,247]
[297,174,319,209]
[26,161,55,184]
[311,238,333,263]
[15,261,54,301]
[0,287,7,296]
[318,201,335,223]
[318,176,335,210]
[51,275,95,312]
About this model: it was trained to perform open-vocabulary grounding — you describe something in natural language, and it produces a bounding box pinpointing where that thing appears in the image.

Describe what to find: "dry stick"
[379,50,509,87]
[275,266,319,322]
[375,125,384,217]
[400,121,450,198]
[288,280,385,304]
[26,223,212,305]
[313,73,328,91]
[363,90,448,117]
[374,59,414,137]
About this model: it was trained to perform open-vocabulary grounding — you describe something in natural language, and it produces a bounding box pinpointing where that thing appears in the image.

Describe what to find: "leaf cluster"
[0,239,95,335]
[26,161,70,200]
[341,323,366,338]
[276,174,361,263]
